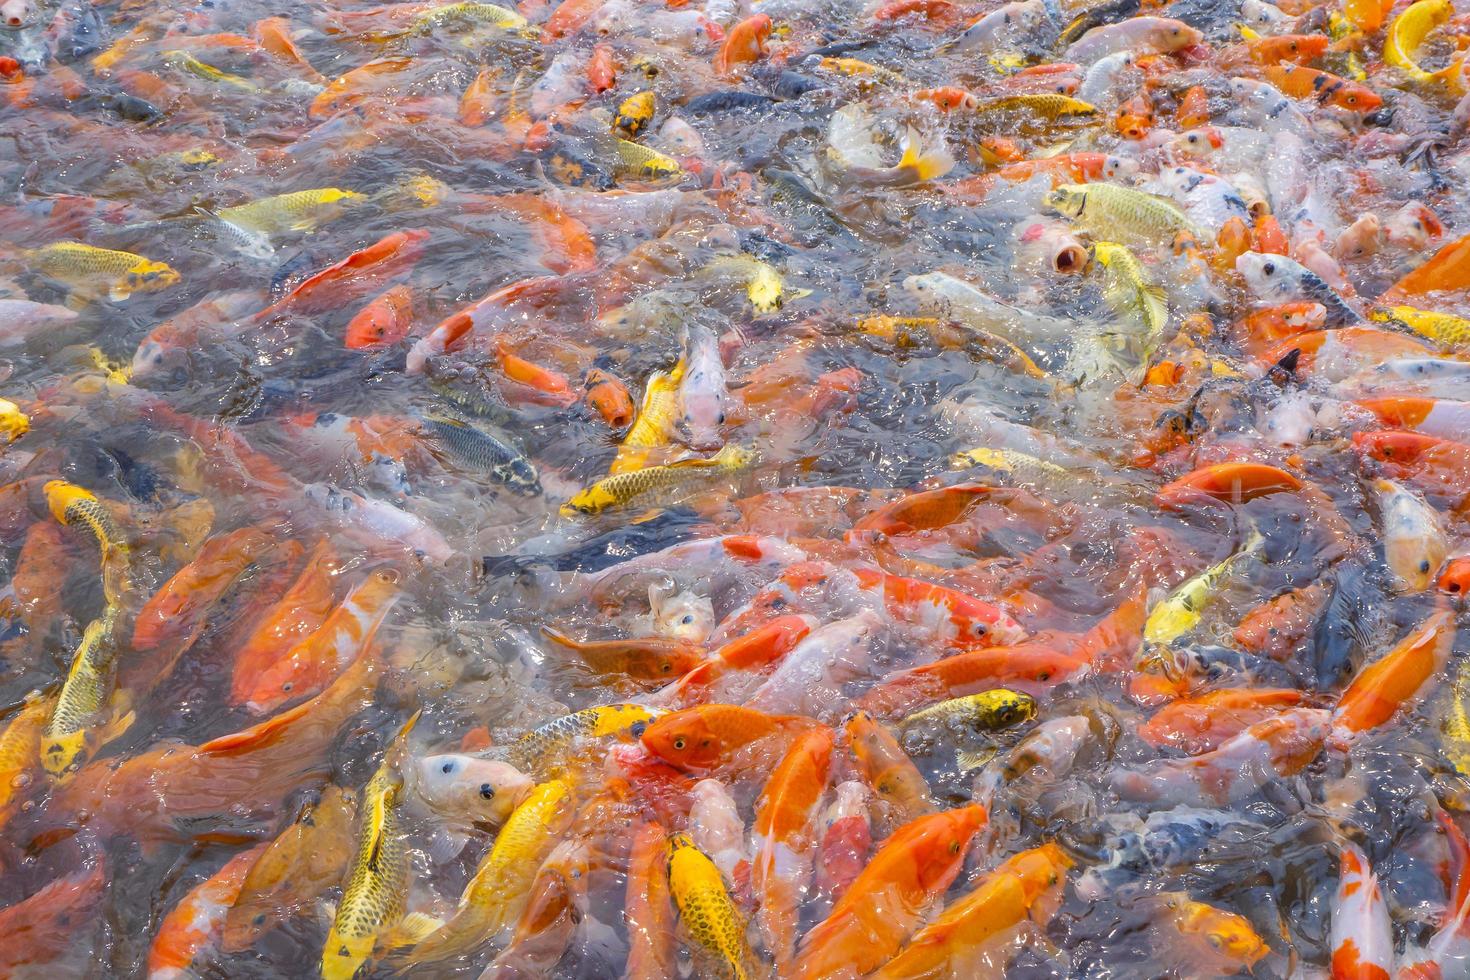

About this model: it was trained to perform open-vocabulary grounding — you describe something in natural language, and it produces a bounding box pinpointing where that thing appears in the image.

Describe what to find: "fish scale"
[505,703,663,772]
[322,751,409,980]
[668,833,755,980]
[41,605,120,775]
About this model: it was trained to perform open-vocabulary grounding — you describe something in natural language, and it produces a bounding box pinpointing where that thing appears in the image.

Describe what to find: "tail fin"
[897,128,955,183]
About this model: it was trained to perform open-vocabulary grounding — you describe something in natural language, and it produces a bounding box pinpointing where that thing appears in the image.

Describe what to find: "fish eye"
[1208,935,1225,950]
[441,761,454,774]
[631,721,647,737]
[253,913,267,926]
[661,661,673,672]
[281,681,293,692]
[975,624,987,635]
[1346,95,1357,105]
[1263,261,1276,275]
[479,783,495,800]
[1037,671,1050,681]
[680,614,694,625]
[717,413,726,424]
[1187,134,1200,145]
[949,840,961,853]
[672,736,686,750]
[1421,560,1432,573]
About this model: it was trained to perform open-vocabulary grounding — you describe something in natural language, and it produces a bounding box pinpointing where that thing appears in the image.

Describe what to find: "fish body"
[507,703,664,772]
[162,49,259,91]
[243,568,400,713]
[148,845,268,980]
[322,752,409,980]
[27,242,180,303]
[752,726,834,969]
[1093,240,1167,342]
[898,689,1037,733]
[903,271,1080,343]
[41,606,120,776]
[218,188,365,236]
[1048,183,1204,245]
[1370,478,1445,593]
[422,414,539,494]
[1373,306,1470,353]
[1384,0,1466,96]
[1329,844,1394,980]
[561,444,753,517]
[794,805,988,979]
[1063,16,1202,63]
[668,832,757,979]
[303,483,453,563]
[971,94,1097,122]
[224,785,357,952]
[410,779,575,964]
[1143,530,1264,651]
[875,843,1072,979]
[410,0,529,32]
[613,361,685,473]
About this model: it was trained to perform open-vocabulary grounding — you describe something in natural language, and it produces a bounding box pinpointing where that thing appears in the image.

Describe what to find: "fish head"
[1234,251,1290,298]
[1045,185,1087,220]
[560,484,615,517]
[322,928,376,980]
[1149,19,1203,52]
[1102,155,1138,181]
[494,457,542,496]
[649,585,714,642]
[910,805,987,884]
[122,260,181,297]
[640,710,724,770]
[43,480,96,524]
[413,754,534,827]
[974,688,1037,728]
[41,728,92,776]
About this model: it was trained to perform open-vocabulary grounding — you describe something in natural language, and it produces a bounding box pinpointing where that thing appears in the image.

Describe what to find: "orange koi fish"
[240,567,400,714]
[857,645,1088,717]
[1381,233,1470,303]
[230,540,339,707]
[752,725,834,969]
[854,568,1028,647]
[1139,687,1306,754]
[148,844,270,979]
[843,711,936,828]
[713,14,771,77]
[0,864,106,975]
[1232,583,1329,660]
[541,627,704,683]
[794,805,989,980]
[254,229,429,320]
[640,703,804,770]
[876,842,1073,979]
[133,527,276,653]
[625,820,678,980]
[222,785,357,951]
[1331,609,1457,746]
[1265,64,1381,110]
[1155,462,1304,508]
[344,284,415,350]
